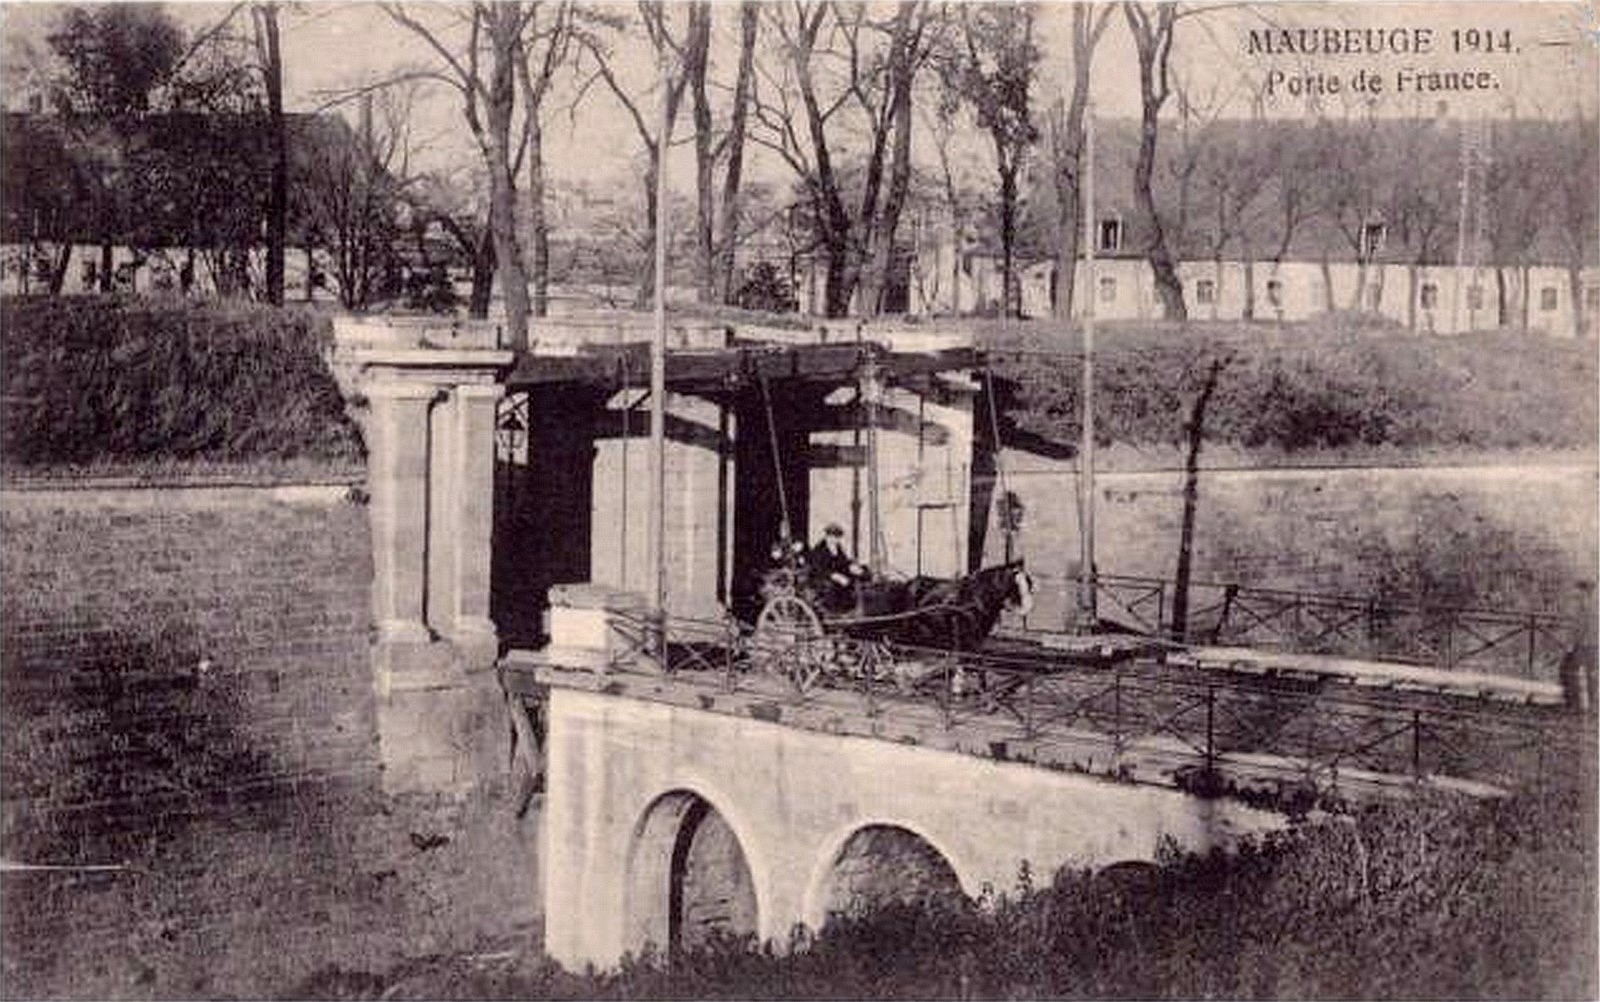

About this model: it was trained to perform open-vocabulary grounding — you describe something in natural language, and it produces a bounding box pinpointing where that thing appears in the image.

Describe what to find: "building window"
[1540,287,1559,312]
[1195,278,1216,305]
[1097,218,1122,254]
[1467,284,1484,310]
[1266,279,1284,307]
[1360,221,1387,257]
[1585,287,1600,310]
[1420,282,1439,309]
[1098,276,1117,303]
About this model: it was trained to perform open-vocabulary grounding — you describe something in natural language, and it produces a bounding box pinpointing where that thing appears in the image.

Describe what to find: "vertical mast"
[649,43,670,629]
[1077,103,1098,629]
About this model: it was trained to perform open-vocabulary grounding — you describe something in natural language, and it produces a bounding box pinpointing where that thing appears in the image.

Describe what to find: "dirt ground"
[1,780,543,1000]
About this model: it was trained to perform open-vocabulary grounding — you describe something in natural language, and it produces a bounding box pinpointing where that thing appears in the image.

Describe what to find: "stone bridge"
[535,673,1284,969]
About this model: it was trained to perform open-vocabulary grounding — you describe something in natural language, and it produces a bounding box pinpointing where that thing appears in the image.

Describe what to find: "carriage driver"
[810,523,867,611]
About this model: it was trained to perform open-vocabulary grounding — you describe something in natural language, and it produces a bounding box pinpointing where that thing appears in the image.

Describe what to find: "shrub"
[0,295,363,472]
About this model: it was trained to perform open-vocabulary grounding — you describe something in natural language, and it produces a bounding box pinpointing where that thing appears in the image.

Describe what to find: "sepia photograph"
[0,0,1596,997]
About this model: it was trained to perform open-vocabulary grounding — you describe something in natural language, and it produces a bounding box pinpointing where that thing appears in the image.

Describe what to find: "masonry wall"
[0,481,544,998]
[980,454,1599,635]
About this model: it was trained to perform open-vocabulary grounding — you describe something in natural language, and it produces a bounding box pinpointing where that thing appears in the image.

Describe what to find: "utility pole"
[649,45,670,650]
[1077,104,1098,630]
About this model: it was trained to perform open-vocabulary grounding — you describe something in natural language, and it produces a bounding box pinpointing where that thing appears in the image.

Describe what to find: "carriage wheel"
[754,595,826,693]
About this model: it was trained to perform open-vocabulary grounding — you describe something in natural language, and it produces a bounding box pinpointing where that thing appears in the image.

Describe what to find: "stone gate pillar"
[339,319,515,794]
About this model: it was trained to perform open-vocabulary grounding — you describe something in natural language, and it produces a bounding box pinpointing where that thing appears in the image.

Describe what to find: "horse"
[839,560,1033,653]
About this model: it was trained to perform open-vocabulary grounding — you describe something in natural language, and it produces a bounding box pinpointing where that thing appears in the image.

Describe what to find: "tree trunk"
[99,239,113,293]
[484,16,530,349]
[637,155,659,309]
[1320,256,1335,312]
[1407,262,1419,331]
[866,22,916,317]
[1133,109,1185,320]
[1496,266,1510,328]
[999,162,1018,318]
[687,3,715,304]
[1243,258,1255,322]
[1572,265,1588,338]
[1521,263,1531,331]
[715,2,758,304]
[1125,3,1186,322]
[49,244,71,295]
[256,4,287,307]
[527,114,550,319]
[1171,357,1223,641]
[471,228,495,318]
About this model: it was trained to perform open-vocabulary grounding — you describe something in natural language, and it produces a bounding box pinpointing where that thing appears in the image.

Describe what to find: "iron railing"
[1069,573,1575,681]
[564,608,1590,800]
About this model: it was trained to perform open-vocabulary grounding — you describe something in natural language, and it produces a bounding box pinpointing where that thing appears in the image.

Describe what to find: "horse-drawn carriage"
[745,541,1034,694]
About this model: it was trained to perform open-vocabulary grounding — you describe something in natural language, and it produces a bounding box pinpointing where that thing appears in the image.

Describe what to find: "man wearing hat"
[810,523,865,613]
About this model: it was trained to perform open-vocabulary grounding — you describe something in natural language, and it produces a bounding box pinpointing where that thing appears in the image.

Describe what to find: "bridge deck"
[999,629,1565,705]
[502,620,1591,808]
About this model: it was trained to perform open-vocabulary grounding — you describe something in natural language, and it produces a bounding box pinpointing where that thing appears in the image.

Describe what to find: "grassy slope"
[0,296,363,478]
[290,785,1595,1000]
[973,317,1600,460]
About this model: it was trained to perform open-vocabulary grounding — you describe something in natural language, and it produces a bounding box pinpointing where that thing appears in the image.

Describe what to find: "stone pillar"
[338,327,515,795]
[435,383,504,668]
[365,382,437,652]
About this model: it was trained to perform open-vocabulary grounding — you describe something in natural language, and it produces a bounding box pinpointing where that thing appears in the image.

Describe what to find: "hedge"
[0,296,362,473]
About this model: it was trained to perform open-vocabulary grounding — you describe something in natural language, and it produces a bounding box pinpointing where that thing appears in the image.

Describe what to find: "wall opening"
[627,791,758,960]
[815,825,966,929]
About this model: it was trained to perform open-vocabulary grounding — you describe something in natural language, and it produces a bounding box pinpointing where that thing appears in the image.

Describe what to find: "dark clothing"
[809,541,853,582]
[809,540,858,614]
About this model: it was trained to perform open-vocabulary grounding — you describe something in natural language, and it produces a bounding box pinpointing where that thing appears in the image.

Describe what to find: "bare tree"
[1382,123,1453,331]
[714,2,760,304]
[1190,122,1270,320]
[1047,2,1114,322]
[1552,117,1599,337]
[575,3,689,308]
[750,1,942,317]
[944,3,1039,319]
[251,4,287,306]
[294,91,418,310]
[1122,2,1188,320]
[383,2,570,348]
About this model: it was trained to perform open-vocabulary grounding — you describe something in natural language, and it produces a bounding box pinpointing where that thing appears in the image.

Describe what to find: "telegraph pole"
[649,45,670,648]
[1077,105,1098,630]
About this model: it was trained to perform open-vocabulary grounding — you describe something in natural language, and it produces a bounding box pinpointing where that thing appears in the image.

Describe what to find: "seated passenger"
[809,523,866,612]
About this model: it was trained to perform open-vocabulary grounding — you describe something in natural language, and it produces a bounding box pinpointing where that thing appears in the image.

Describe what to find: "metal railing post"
[1113,667,1124,750]
[942,654,953,730]
[1025,673,1037,740]
[1526,613,1538,677]
[1205,684,1216,769]
[1411,709,1423,778]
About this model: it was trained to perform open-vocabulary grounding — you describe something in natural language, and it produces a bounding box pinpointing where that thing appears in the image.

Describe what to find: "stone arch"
[624,788,760,959]
[803,822,970,932]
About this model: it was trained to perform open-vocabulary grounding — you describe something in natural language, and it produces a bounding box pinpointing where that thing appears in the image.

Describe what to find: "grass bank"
[973,317,1599,458]
[0,296,363,478]
[292,784,1595,1000]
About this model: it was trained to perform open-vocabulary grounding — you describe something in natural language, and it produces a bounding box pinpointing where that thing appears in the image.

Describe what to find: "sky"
[2,0,1596,195]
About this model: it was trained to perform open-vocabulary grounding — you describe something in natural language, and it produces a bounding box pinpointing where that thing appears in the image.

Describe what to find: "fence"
[560,607,1589,800]
[1070,573,1576,681]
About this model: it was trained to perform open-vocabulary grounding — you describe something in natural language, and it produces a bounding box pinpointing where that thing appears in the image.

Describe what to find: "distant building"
[892,116,1600,337]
